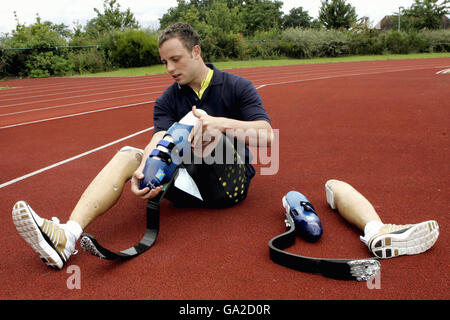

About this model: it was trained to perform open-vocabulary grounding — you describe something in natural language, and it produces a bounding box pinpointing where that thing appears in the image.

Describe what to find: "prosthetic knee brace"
[140,109,207,191]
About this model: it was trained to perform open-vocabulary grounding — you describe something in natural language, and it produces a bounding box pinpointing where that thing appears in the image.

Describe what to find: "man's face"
[159,37,200,86]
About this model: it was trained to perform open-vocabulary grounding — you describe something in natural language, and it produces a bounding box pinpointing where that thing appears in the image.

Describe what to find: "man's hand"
[130,169,163,200]
[188,106,224,156]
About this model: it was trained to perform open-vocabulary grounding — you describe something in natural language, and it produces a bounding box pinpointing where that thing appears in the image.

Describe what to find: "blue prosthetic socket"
[282,191,323,242]
[140,122,194,191]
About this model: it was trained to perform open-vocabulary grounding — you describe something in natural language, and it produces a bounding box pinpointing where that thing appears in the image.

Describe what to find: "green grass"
[75,52,450,77]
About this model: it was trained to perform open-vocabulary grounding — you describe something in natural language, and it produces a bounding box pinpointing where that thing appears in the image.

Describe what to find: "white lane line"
[0,126,154,189]
[0,75,169,98]
[251,63,435,84]
[436,68,450,74]
[0,80,167,103]
[0,85,165,109]
[0,90,162,117]
[253,64,450,89]
[0,100,155,130]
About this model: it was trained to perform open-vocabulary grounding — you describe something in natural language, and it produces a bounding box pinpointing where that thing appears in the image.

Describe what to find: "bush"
[419,29,450,52]
[0,48,27,77]
[349,30,385,55]
[103,29,159,68]
[278,28,351,59]
[25,51,73,78]
[0,16,72,77]
[69,48,110,74]
[406,31,428,53]
[246,30,281,59]
[210,31,247,60]
[383,31,410,54]
[316,30,351,57]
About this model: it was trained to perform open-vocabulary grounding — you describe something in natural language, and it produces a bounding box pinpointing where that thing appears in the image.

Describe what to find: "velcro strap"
[300,201,316,213]
[150,149,172,164]
[157,139,175,150]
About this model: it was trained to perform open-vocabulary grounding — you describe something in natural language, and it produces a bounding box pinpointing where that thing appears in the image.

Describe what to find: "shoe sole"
[369,220,439,259]
[12,201,64,269]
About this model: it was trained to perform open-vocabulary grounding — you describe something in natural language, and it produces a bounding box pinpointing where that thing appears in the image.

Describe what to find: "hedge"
[1,28,449,78]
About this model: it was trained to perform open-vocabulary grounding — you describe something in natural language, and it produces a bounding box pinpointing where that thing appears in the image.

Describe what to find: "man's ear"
[192,45,202,59]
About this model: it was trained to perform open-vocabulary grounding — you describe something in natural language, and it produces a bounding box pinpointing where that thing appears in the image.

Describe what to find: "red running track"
[0,58,449,300]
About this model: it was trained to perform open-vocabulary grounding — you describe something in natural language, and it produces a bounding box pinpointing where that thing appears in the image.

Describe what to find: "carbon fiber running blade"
[80,234,116,260]
[347,259,381,281]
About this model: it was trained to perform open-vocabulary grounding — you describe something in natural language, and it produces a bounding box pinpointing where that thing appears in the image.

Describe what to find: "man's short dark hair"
[158,22,200,51]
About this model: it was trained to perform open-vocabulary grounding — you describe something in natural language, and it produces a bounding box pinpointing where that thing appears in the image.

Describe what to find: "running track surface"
[0,58,448,300]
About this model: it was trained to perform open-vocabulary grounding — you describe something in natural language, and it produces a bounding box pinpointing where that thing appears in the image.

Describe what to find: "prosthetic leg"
[81,110,207,260]
[269,189,380,281]
[140,109,207,191]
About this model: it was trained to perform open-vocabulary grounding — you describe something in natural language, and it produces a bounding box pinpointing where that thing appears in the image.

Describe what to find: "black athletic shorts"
[164,134,250,208]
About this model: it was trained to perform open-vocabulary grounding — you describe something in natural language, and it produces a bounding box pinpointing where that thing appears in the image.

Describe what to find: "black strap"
[268,214,381,281]
[149,149,173,164]
[80,169,178,260]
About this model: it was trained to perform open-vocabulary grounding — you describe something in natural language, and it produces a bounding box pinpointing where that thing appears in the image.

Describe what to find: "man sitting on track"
[12,22,274,269]
[324,180,439,259]
[12,23,439,271]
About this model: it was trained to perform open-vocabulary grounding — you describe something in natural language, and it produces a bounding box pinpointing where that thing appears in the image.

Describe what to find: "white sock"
[65,220,83,241]
[360,220,384,245]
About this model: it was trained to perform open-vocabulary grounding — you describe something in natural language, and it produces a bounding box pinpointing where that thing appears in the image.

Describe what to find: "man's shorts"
[164,134,250,208]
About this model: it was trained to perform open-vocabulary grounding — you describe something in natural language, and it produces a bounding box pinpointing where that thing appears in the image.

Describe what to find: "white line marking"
[0,86,164,109]
[0,100,155,130]
[0,90,162,117]
[254,65,450,89]
[436,68,450,74]
[0,126,154,189]
[0,75,168,98]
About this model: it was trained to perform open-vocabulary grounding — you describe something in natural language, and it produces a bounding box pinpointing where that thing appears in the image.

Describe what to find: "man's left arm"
[189,106,274,149]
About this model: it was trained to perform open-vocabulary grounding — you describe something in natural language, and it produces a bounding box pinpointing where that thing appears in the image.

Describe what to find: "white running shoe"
[12,201,77,269]
[363,221,439,259]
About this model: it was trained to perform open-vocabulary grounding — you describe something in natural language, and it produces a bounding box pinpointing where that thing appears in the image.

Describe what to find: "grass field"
[76,52,450,77]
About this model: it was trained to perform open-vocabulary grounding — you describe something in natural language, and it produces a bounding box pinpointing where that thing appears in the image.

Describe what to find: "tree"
[1,13,71,77]
[7,13,68,49]
[240,0,284,35]
[205,0,244,33]
[282,7,312,29]
[402,0,449,30]
[159,0,284,36]
[159,0,191,29]
[86,0,139,35]
[318,0,358,30]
